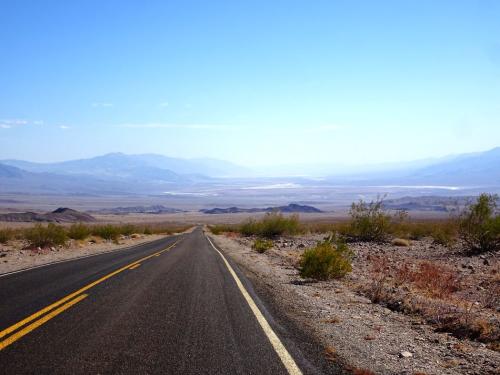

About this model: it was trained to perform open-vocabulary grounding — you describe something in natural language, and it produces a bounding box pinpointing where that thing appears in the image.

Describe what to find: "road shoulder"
[208,232,500,375]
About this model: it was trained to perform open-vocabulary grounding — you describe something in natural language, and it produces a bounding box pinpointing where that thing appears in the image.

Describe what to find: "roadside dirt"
[0,234,166,274]
[208,232,500,375]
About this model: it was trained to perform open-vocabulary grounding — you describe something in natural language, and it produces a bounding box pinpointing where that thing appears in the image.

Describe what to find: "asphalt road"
[0,227,329,374]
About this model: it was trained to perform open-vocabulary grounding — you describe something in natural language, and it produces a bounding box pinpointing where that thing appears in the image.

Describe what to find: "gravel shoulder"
[207,232,500,375]
[0,234,169,274]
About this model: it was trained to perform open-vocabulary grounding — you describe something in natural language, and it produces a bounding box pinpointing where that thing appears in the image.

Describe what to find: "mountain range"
[0,148,499,196]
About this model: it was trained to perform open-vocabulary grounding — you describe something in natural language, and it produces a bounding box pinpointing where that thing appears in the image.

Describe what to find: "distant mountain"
[2,153,250,179]
[0,163,24,178]
[91,205,184,214]
[0,207,96,223]
[324,147,500,187]
[200,203,322,214]
[382,196,472,212]
[405,147,500,185]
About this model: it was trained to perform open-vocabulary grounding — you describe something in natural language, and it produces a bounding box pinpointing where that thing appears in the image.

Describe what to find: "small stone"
[399,351,413,358]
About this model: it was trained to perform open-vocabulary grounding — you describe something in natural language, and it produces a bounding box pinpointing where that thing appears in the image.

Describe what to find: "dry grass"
[0,222,192,248]
[360,255,499,348]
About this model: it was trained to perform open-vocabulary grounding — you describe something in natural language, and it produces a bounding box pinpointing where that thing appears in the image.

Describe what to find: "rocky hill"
[201,203,322,214]
[0,208,96,223]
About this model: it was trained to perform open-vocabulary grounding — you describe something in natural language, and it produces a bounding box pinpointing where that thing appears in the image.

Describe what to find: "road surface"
[0,227,331,374]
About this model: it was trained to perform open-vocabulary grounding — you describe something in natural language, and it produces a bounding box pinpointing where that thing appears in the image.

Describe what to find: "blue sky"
[1,0,499,166]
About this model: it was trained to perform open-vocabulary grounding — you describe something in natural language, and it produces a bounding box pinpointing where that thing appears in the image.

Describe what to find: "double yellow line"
[0,240,179,351]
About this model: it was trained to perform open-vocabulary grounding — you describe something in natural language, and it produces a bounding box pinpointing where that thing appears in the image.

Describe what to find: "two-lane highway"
[0,227,325,374]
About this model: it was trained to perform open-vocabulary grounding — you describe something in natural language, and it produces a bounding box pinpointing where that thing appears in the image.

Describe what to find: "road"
[0,227,328,374]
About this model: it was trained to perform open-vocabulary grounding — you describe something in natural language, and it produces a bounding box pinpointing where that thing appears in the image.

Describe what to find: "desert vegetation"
[208,193,499,353]
[209,212,302,238]
[459,193,500,254]
[299,239,353,280]
[0,222,191,249]
[251,238,274,253]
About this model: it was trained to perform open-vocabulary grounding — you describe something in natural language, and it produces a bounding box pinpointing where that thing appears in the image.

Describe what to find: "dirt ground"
[208,231,500,375]
[0,234,167,274]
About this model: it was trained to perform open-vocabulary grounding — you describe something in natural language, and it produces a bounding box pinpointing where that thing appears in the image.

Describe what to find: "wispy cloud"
[119,123,235,130]
[298,124,344,134]
[0,118,43,129]
[159,102,169,108]
[59,125,71,130]
[91,102,114,108]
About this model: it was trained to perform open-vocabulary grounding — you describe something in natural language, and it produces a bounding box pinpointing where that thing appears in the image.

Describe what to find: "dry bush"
[300,240,353,280]
[24,223,68,248]
[409,262,460,299]
[363,257,500,347]
[459,193,500,254]
[67,223,91,240]
[366,255,391,302]
[252,238,273,253]
[0,228,14,244]
[240,212,302,238]
[348,197,393,242]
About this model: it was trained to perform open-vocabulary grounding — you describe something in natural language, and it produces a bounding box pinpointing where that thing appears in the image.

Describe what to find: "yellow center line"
[128,264,141,270]
[0,294,89,351]
[0,240,180,343]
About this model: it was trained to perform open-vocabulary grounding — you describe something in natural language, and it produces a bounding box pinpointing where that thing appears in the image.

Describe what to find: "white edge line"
[0,235,179,278]
[206,235,303,375]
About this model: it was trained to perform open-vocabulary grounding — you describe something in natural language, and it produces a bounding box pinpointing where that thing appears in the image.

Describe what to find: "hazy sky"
[1,0,500,166]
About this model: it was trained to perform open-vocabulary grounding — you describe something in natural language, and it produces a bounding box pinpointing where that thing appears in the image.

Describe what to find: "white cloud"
[159,102,169,107]
[119,123,235,130]
[59,125,71,130]
[91,102,114,108]
[0,118,41,129]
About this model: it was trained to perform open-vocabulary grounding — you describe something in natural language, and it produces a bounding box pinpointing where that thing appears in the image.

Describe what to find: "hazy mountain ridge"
[90,205,184,214]
[200,203,323,214]
[0,148,499,197]
[2,153,248,179]
[0,207,96,223]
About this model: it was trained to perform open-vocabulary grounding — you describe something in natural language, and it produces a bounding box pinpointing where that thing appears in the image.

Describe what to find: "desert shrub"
[208,224,237,235]
[299,240,353,280]
[459,194,500,254]
[91,224,120,241]
[392,261,459,299]
[432,224,457,248]
[117,224,136,236]
[252,238,273,253]
[67,223,91,240]
[239,212,301,238]
[410,261,459,298]
[143,226,153,235]
[391,221,435,240]
[239,219,262,236]
[0,228,14,244]
[348,197,393,242]
[259,212,301,237]
[24,223,68,248]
